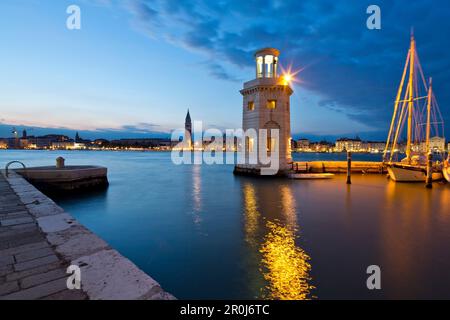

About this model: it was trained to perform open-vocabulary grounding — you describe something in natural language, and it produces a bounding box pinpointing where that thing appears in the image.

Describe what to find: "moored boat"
[288,173,335,180]
[383,33,446,183]
[387,163,443,182]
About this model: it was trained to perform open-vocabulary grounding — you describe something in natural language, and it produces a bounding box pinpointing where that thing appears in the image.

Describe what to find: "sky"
[0,0,449,141]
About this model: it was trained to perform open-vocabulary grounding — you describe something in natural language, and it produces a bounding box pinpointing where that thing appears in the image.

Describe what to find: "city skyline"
[0,120,393,142]
[1,0,449,140]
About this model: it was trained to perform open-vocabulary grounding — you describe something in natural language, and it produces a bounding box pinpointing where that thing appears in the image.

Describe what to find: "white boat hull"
[444,166,450,183]
[288,173,335,180]
[388,165,443,182]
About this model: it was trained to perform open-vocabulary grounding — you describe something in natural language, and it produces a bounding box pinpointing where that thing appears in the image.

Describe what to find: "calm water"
[1,150,450,299]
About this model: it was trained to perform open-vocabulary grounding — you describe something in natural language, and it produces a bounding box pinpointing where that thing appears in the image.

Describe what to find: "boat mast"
[426,78,432,154]
[406,32,416,163]
[384,50,410,162]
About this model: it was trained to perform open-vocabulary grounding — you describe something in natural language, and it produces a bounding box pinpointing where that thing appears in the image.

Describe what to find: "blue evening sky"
[0,0,449,140]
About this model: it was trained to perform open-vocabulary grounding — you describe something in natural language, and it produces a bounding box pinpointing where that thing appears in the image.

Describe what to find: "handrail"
[5,161,26,178]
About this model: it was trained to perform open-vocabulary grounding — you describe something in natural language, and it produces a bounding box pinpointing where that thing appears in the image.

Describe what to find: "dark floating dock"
[15,165,108,193]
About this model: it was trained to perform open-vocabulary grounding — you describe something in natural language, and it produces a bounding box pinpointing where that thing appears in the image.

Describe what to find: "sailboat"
[444,155,450,182]
[383,33,445,182]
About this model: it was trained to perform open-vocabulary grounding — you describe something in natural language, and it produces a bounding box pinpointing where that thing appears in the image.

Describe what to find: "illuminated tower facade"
[235,48,293,175]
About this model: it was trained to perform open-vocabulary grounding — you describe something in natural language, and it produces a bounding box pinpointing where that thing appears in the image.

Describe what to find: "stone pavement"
[0,173,85,299]
[0,171,174,300]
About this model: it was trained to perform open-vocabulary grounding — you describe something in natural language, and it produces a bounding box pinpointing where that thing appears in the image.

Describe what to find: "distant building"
[93,139,110,147]
[5,137,21,149]
[0,139,7,149]
[74,132,91,145]
[290,139,296,150]
[52,141,85,150]
[420,136,446,152]
[110,138,173,149]
[296,138,310,151]
[429,136,445,152]
[19,138,36,149]
[396,142,407,153]
[310,141,333,152]
[26,134,71,149]
[411,143,421,153]
[367,141,386,153]
[335,137,363,152]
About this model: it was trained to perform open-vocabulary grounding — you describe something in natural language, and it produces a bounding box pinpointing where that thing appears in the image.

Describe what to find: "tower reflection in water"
[191,164,202,225]
[243,182,314,300]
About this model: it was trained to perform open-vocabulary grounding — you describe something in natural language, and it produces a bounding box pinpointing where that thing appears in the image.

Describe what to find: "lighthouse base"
[233,165,290,177]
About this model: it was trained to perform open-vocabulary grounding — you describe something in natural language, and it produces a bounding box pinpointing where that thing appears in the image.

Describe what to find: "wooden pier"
[292,161,387,174]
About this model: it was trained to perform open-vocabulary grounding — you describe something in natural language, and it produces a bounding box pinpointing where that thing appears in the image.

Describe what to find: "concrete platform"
[14,166,108,192]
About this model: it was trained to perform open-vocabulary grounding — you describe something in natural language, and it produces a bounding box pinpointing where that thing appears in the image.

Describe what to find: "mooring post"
[346,151,352,184]
[56,157,65,169]
[426,152,432,189]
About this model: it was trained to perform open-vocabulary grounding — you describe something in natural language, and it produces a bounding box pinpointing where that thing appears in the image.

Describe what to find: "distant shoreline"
[0,149,403,155]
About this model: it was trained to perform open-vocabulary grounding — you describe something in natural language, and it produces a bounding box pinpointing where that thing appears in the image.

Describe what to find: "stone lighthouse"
[234,48,293,176]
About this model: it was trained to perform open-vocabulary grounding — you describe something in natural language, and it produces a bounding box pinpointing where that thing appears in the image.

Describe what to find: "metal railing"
[5,161,26,178]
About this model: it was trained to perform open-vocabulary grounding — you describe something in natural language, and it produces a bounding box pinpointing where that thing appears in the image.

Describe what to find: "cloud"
[126,0,158,21]
[120,0,450,133]
[111,122,162,134]
[205,63,240,82]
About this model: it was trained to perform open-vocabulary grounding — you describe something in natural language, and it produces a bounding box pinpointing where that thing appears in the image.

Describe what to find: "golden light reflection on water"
[280,185,297,228]
[260,221,313,300]
[243,182,313,300]
[243,183,260,246]
[192,164,202,225]
[440,184,450,222]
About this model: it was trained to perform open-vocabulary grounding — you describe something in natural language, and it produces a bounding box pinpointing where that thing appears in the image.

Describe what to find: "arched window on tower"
[256,56,263,78]
[267,99,277,109]
[265,55,274,78]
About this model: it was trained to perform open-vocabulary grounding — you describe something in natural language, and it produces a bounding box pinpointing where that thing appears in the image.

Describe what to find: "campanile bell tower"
[234,48,293,175]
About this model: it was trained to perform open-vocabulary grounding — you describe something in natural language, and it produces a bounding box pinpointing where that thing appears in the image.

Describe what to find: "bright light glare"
[283,74,292,83]
[280,63,305,85]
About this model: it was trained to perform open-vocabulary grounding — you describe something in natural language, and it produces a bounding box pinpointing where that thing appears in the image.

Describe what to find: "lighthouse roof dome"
[254,48,280,58]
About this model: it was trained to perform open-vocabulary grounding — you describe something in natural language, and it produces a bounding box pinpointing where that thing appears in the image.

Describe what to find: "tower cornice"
[240,85,293,96]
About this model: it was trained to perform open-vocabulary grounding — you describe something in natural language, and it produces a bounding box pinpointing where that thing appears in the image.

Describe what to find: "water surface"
[1,150,449,299]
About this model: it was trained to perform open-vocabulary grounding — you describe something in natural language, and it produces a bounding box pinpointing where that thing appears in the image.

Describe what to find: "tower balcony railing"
[257,72,275,78]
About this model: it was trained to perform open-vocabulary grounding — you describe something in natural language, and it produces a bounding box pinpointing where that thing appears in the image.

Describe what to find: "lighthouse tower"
[234,48,293,175]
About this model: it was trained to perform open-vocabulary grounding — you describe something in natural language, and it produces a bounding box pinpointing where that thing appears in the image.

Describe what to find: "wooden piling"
[426,152,432,189]
[346,151,352,184]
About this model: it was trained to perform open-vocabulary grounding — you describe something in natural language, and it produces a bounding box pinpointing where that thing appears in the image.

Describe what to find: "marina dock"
[292,161,387,174]
[0,170,174,300]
